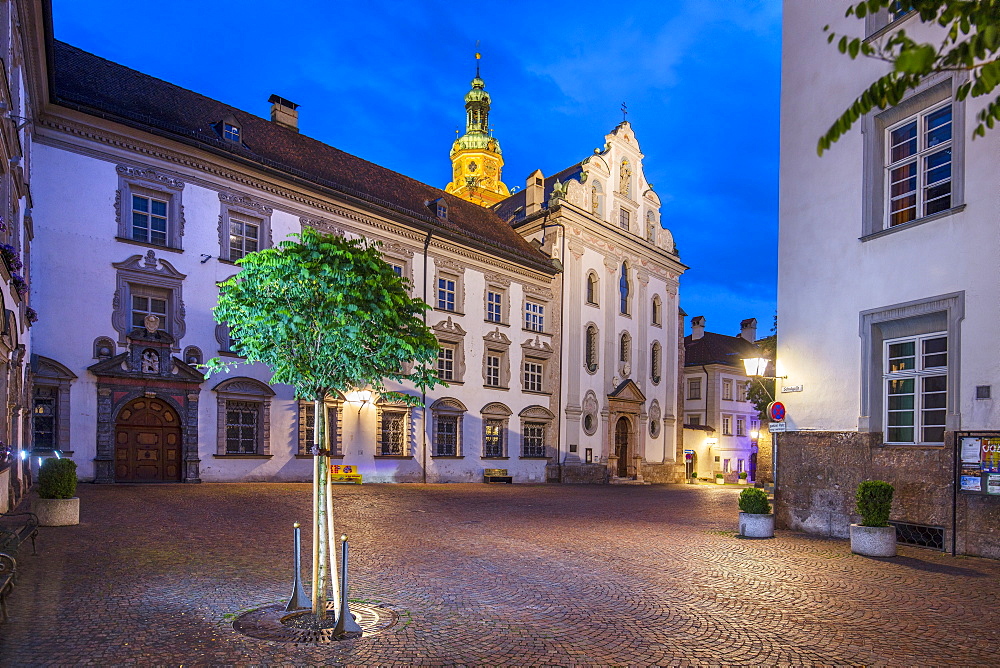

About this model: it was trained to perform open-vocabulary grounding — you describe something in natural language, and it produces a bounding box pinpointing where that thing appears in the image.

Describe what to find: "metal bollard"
[333,533,362,636]
[285,522,309,612]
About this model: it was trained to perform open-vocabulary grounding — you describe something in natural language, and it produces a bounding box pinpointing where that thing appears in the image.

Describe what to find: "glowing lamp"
[742,357,770,377]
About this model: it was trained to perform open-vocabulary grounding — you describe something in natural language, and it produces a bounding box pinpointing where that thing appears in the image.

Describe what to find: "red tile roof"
[50,41,557,274]
[684,332,759,368]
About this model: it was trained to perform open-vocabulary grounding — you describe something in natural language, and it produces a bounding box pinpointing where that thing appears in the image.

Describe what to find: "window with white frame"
[228,215,260,261]
[687,414,701,426]
[886,103,952,228]
[131,193,168,246]
[722,415,732,436]
[522,422,546,457]
[485,353,502,388]
[438,345,456,381]
[487,290,503,323]
[737,382,749,402]
[688,378,701,400]
[586,272,599,305]
[525,301,544,332]
[736,417,746,437]
[131,289,168,332]
[619,208,630,230]
[884,333,947,444]
[437,276,457,311]
[223,123,241,143]
[723,379,733,401]
[523,359,544,393]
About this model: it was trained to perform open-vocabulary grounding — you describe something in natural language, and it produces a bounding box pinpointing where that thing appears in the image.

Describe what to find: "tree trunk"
[310,395,341,622]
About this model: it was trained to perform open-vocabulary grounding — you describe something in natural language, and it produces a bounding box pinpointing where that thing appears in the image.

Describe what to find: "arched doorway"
[114,397,182,482]
[614,416,630,478]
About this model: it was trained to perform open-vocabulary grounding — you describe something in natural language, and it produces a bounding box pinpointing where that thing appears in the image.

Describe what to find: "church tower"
[445,53,510,207]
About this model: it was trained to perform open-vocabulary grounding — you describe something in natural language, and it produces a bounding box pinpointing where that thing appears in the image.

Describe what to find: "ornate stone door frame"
[606,379,646,480]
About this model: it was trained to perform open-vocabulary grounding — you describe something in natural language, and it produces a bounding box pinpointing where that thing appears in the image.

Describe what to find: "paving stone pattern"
[2,482,1000,666]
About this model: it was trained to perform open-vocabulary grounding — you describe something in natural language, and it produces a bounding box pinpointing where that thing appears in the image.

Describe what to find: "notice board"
[956,432,1000,496]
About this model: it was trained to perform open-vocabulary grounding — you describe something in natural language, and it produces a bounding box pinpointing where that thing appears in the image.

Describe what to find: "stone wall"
[561,463,607,484]
[642,461,686,484]
[777,430,1000,558]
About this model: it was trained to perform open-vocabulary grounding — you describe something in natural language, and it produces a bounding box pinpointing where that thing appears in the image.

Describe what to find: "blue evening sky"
[52,0,781,338]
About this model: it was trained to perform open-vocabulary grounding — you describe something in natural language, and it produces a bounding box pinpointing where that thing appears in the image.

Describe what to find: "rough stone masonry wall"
[778,431,1000,558]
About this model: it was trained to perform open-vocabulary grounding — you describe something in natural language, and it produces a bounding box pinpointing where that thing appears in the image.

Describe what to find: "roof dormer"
[213,114,243,145]
[427,197,448,221]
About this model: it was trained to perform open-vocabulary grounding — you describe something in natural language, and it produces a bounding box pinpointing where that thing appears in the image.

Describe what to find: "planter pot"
[739,512,774,538]
[850,524,896,557]
[34,497,80,526]
[715,478,725,485]
[738,478,748,484]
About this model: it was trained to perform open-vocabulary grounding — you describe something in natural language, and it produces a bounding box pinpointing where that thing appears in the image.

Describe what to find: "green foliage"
[855,479,894,527]
[205,227,442,403]
[715,473,725,479]
[739,471,748,479]
[739,487,771,514]
[819,1,1000,154]
[38,458,77,499]
[691,471,698,478]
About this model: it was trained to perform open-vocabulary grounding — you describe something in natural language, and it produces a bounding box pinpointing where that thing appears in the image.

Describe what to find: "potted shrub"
[689,471,698,484]
[34,458,79,526]
[715,473,725,485]
[850,480,896,557]
[738,472,748,484]
[738,487,774,538]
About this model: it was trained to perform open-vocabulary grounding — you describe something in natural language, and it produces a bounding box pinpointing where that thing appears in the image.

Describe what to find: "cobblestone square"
[2,482,999,666]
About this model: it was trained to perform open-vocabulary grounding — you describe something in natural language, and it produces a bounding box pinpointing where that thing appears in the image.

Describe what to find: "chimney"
[691,315,705,340]
[268,94,300,133]
[739,318,757,342]
[525,169,545,215]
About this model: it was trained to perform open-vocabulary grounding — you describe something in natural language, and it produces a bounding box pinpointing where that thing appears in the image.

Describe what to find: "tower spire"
[444,46,510,207]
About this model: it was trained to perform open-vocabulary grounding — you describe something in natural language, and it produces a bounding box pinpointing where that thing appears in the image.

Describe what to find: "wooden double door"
[115,397,182,482]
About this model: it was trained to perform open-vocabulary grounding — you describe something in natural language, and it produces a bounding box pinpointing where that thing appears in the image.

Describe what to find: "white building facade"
[499,122,686,483]
[779,1,1000,555]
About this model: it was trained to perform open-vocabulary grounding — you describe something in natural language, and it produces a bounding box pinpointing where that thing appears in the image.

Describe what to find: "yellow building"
[445,56,510,207]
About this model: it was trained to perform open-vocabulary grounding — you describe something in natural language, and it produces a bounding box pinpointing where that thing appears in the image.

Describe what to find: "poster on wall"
[961,474,983,492]
[988,474,1000,495]
[962,437,983,463]
[981,438,1000,473]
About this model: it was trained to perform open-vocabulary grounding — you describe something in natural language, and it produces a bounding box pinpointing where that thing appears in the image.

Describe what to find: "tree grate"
[233,601,399,643]
[889,521,944,550]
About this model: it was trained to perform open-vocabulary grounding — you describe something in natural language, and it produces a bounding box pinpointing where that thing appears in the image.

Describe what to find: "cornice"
[35,114,556,282]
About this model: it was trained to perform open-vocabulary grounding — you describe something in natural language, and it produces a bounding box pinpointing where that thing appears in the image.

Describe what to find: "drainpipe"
[701,364,712,468]
[421,230,432,484]
[540,210,565,482]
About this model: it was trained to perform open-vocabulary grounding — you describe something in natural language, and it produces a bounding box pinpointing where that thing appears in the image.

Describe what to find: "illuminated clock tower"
[445,54,510,207]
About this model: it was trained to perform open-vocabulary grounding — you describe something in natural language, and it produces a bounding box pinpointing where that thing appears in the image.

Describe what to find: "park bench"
[0,511,39,559]
[0,552,14,622]
[484,468,512,484]
[329,464,362,484]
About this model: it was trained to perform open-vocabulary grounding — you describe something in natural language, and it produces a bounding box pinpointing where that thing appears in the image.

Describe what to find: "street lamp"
[742,356,786,495]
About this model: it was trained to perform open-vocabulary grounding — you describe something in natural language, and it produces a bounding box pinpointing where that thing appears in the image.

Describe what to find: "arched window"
[619,262,630,315]
[646,210,657,242]
[651,342,662,384]
[585,325,599,373]
[620,332,631,363]
[586,272,599,305]
[652,295,662,326]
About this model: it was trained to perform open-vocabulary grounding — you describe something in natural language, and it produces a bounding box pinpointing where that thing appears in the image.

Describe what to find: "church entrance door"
[615,417,630,478]
[115,398,182,482]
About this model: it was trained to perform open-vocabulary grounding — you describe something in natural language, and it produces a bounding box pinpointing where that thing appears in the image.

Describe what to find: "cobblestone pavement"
[3,482,1000,666]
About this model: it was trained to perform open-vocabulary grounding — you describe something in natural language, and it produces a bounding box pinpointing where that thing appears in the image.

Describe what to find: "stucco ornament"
[620,159,631,197]
[141,349,159,374]
[144,314,160,334]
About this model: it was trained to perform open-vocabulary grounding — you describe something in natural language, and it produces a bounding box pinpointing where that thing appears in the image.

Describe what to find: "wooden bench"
[0,553,14,622]
[0,511,38,559]
[484,468,513,484]
[329,464,363,485]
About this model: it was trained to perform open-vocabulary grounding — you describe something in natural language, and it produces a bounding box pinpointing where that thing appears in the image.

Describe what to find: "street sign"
[768,421,787,433]
[767,401,786,421]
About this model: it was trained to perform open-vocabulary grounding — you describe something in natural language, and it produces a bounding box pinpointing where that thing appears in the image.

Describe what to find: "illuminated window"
[884,333,947,444]
[886,104,952,228]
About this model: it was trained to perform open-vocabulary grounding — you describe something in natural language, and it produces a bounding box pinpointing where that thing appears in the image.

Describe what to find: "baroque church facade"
[6,0,687,490]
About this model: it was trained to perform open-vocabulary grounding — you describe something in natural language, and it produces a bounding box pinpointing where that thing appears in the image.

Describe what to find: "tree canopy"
[206,226,441,402]
[819,1,1000,155]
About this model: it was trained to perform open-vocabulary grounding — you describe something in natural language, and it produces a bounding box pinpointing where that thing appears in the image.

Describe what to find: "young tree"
[205,227,441,625]
[819,1,1000,154]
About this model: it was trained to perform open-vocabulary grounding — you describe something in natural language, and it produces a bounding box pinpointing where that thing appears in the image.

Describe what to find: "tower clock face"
[485,163,496,175]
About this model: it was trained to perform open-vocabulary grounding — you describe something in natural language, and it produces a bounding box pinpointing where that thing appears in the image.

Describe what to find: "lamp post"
[742,356,786,492]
